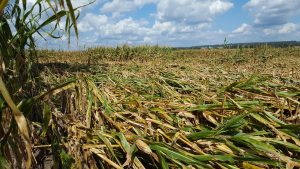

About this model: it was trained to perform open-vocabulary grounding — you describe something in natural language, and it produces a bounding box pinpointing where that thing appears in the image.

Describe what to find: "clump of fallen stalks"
[31,73,300,168]
[3,46,298,168]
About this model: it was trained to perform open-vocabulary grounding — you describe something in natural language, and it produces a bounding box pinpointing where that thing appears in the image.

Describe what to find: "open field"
[23,46,300,168]
[1,1,300,168]
[1,46,299,168]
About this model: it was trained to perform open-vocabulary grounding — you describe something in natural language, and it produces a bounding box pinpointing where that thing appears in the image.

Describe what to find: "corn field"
[32,46,300,168]
[1,1,300,169]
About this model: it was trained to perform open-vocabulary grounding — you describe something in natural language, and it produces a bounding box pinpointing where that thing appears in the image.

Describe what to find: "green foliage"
[231,47,248,64]
[0,0,86,168]
[0,155,10,169]
[28,63,300,168]
[0,0,82,90]
[85,45,173,62]
[60,150,74,169]
[1,1,300,168]
[223,37,230,49]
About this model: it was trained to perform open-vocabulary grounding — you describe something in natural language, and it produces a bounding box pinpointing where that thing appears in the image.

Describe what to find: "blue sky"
[42,0,300,49]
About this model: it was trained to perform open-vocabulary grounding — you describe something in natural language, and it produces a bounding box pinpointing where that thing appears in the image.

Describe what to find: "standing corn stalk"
[0,0,91,168]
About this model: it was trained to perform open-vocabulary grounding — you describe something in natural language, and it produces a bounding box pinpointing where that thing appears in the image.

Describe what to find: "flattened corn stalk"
[29,75,300,168]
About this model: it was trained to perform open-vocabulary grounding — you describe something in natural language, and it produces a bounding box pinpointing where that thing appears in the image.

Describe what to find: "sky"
[39,0,300,49]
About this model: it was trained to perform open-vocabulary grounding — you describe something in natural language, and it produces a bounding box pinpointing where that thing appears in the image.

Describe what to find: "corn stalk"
[0,0,90,168]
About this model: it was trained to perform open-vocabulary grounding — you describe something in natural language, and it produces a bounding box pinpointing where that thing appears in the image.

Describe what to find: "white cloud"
[263,28,276,35]
[27,0,37,4]
[78,13,108,32]
[37,0,300,49]
[278,23,298,34]
[245,0,300,27]
[232,23,251,34]
[152,21,176,34]
[78,13,151,42]
[78,0,230,46]
[263,23,299,35]
[240,0,300,39]
[157,0,233,24]
[77,10,230,47]
[101,0,157,17]
[143,36,151,41]
[105,17,149,35]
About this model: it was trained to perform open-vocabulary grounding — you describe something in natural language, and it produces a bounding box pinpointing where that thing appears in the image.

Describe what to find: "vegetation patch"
[29,46,300,168]
[0,1,300,168]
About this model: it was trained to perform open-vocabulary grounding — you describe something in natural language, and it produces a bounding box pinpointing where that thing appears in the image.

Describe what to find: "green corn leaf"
[42,102,51,137]
[65,0,78,41]
[60,150,74,169]
[150,144,204,165]
[276,91,300,97]
[234,156,282,167]
[231,134,277,153]
[158,152,169,169]
[34,10,67,34]
[263,111,286,125]
[187,130,217,141]
[277,125,300,134]
[192,155,235,163]
[216,112,249,134]
[98,133,121,165]
[0,155,10,169]
[117,133,145,169]
[268,140,300,153]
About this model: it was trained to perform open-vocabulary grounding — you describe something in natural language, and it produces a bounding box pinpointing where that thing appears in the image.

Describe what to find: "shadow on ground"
[33,62,110,75]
